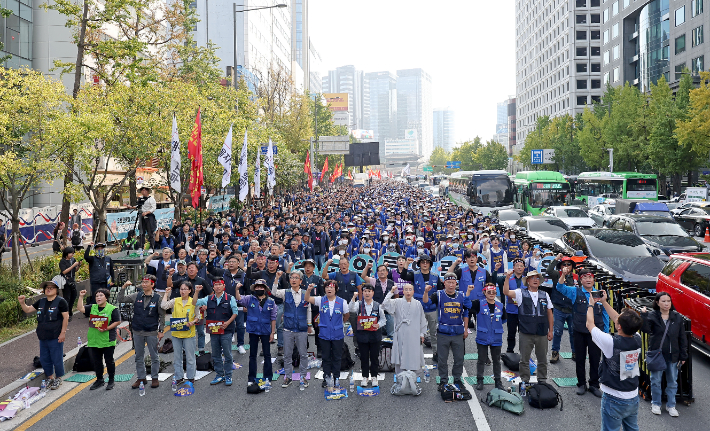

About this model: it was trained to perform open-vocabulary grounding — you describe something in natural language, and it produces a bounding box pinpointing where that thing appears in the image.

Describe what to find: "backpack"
[196,352,214,371]
[159,338,174,354]
[73,346,94,372]
[379,341,394,372]
[278,344,302,369]
[33,356,42,369]
[527,382,563,410]
[501,351,520,371]
[390,371,422,396]
[340,342,355,371]
[484,388,525,415]
[71,230,81,246]
[440,383,473,402]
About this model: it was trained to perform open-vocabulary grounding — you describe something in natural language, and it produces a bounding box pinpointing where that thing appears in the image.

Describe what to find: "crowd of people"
[20,179,690,430]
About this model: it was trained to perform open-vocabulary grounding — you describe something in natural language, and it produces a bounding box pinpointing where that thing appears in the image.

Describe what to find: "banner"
[377,252,401,270]
[218,124,233,188]
[254,143,261,198]
[208,194,234,213]
[238,130,249,202]
[266,139,276,194]
[188,109,203,208]
[170,115,181,192]
[349,254,375,273]
[107,208,174,241]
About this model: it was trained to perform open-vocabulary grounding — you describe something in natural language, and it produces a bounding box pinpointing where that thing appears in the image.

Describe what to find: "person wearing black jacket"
[222,255,247,354]
[545,255,577,362]
[59,247,81,320]
[640,292,689,417]
[311,223,330,270]
[84,243,115,304]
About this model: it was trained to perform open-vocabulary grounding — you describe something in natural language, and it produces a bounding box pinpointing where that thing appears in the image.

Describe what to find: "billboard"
[351,129,374,140]
[333,111,349,127]
[324,93,349,111]
[404,129,417,140]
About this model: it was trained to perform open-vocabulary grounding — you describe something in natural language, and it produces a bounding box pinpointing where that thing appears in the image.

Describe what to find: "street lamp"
[233,3,288,86]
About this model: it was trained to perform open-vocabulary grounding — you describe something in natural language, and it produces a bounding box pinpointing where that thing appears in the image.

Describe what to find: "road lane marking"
[461,368,491,431]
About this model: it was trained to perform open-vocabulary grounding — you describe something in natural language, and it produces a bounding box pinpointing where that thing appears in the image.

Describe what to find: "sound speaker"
[344,154,354,167]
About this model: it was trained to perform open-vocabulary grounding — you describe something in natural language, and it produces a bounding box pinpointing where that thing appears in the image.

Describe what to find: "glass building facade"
[637,0,670,91]
[0,0,33,68]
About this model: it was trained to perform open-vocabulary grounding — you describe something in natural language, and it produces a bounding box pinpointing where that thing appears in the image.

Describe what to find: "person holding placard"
[77,288,120,390]
[349,284,387,387]
[161,282,200,384]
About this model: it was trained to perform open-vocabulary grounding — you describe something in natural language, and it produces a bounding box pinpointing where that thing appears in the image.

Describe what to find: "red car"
[656,253,710,349]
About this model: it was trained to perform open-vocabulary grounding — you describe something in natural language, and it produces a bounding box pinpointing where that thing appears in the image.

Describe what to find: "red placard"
[89,315,108,330]
[206,320,224,335]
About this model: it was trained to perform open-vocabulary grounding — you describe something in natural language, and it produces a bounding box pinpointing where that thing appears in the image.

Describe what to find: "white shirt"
[349,299,387,328]
[313,296,349,316]
[513,289,554,310]
[142,196,157,214]
[591,327,639,399]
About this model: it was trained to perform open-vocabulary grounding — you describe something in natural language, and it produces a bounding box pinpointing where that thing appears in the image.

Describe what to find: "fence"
[1,203,94,246]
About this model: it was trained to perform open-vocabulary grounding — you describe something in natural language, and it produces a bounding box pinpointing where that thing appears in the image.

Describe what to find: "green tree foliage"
[427,147,450,173]
[451,137,483,170]
[478,140,509,170]
[448,138,507,171]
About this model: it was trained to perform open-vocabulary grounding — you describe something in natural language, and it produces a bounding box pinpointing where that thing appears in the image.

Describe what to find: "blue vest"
[476,301,505,346]
[131,291,161,332]
[506,275,524,314]
[413,271,437,312]
[36,297,61,324]
[318,297,345,341]
[283,291,309,332]
[334,271,358,300]
[245,295,273,335]
[460,266,487,301]
[490,248,505,275]
[155,260,174,292]
[506,241,521,261]
[206,293,236,334]
[436,290,467,336]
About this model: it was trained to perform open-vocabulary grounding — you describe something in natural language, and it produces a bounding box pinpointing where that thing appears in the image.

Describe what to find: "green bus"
[513,171,570,215]
[575,172,658,204]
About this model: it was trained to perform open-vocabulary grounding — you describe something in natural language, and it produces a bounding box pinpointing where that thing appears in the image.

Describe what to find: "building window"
[613,67,620,82]
[603,8,609,22]
[576,14,588,24]
[692,25,704,46]
[676,34,686,53]
[591,30,600,40]
[576,31,587,40]
[591,79,602,89]
[675,63,686,80]
[692,0,703,17]
[591,14,601,23]
[577,63,588,73]
[592,0,600,6]
[604,50,610,64]
[613,45,620,60]
[592,63,601,72]
[577,96,588,106]
[591,46,601,56]
[577,47,588,56]
[676,6,686,26]
[692,55,704,73]
[604,71,610,84]
[612,1,619,16]
[591,96,601,103]
[612,23,619,39]
[603,29,610,44]
[577,80,588,89]
[577,0,587,6]
[623,0,629,8]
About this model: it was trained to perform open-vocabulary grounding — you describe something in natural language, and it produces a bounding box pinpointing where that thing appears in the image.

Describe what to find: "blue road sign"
[445,161,462,169]
[260,145,278,155]
[531,150,543,164]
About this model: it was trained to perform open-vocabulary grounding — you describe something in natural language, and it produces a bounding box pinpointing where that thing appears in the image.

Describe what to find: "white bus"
[353,173,369,188]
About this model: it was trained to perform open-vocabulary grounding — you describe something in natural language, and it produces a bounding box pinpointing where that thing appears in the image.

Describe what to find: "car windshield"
[498,211,521,221]
[557,208,588,218]
[636,221,688,236]
[606,207,616,214]
[586,230,651,257]
[528,219,569,233]
[701,208,710,215]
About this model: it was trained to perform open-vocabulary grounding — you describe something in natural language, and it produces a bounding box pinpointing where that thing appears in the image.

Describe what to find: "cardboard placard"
[357,315,378,331]
[170,317,190,332]
[89,315,108,330]
[206,320,224,335]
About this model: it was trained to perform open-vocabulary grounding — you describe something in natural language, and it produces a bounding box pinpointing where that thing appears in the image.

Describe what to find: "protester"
[234,279,276,387]
[349,284,387,387]
[382,283,427,376]
[503,258,525,353]
[471,281,506,391]
[84,242,115,304]
[161,282,200,384]
[546,254,577,362]
[59,247,80,321]
[77,288,120,390]
[169,261,210,353]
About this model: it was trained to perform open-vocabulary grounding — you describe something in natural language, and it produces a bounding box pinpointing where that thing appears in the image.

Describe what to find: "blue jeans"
[314,254,326,271]
[650,361,679,408]
[195,323,206,351]
[39,339,65,378]
[210,332,234,378]
[235,311,245,347]
[601,393,639,431]
[552,308,575,352]
[276,303,284,348]
[172,336,196,380]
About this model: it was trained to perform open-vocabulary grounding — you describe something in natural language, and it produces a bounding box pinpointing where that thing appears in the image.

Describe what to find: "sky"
[308,0,517,145]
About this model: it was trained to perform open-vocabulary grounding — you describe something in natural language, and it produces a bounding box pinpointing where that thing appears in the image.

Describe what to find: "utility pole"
[607,148,614,173]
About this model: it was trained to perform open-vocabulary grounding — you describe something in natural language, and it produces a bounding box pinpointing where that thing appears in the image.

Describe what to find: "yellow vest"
[171,298,196,338]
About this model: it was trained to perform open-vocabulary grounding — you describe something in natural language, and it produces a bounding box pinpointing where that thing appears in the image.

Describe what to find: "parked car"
[656,253,710,348]
[553,229,664,290]
[541,206,596,228]
[670,201,701,217]
[674,206,710,237]
[514,216,570,245]
[588,204,616,227]
[606,214,704,261]
[494,209,529,228]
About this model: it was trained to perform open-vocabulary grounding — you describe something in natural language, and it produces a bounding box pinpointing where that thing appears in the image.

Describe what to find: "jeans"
[519,333,549,383]
[437,333,465,381]
[133,333,159,379]
[90,346,115,381]
[172,336,196,380]
[574,330,601,388]
[234,311,245,347]
[211,332,234,378]
[650,361,679,408]
[248,333,272,382]
[384,311,395,338]
[506,314,519,352]
[314,254,326,271]
[276,303,284,348]
[600,393,639,431]
[477,343,502,381]
[424,311,438,354]
[283,331,308,376]
[39,339,65,378]
[552,308,575,352]
[320,338,344,380]
[195,323,206,351]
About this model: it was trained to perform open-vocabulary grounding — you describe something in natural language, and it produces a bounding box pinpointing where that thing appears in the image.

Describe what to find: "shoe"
[210,376,225,385]
[589,386,602,398]
[494,379,505,391]
[278,346,284,356]
[361,378,368,387]
[282,377,292,388]
[316,349,322,359]
[89,380,105,390]
[571,352,576,361]
[437,382,446,392]
[175,378,184,386]
[151,379,159,388]
[238,345,246,354]
[132,379,146,389]
[322,379,327,388]
[50,378,62,390]
[651,405,661,415]
[550,351,560,364]
[105,380,115,390]
[433,353,438,363]
[370,377,378,387]
[300,377,309,388]
[667,406,679,417]
[476,380,484,391]
[576,384,587,395]
[225,377,233,386]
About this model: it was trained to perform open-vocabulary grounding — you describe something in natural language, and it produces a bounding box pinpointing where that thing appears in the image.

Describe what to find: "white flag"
[401,163,410,177]
[238,130,249,202]
[169,115,181,191]
[218,124,233,188]
[265,139,276,194]
[254,145,261,198]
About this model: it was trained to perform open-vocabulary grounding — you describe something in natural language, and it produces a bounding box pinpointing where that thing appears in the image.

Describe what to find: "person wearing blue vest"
[502,258,526,353]
[349,284,387,387]
[505,233,521,261]
[323,256,363,351]
[423,273,473,392]
[195,277,239,386]
[588,291,643,431]
[234,279,276,387]
[117,275,165,389]
[483,236,507,294]
[452,250,491,302]
[270,271,310,389]
[144,248,175,294]
[472,282,506,391]
[305,280,350,388]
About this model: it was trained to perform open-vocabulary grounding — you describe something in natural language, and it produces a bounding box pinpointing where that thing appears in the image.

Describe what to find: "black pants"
[506,314,519,352]
[356,336,381,378]
[573,330,601,388]
[477,343,502,380]
[90,346,115,380]
[320,338,344,380]
[312,310,320,349]
[139,215,156,250]
[63,283,77,316]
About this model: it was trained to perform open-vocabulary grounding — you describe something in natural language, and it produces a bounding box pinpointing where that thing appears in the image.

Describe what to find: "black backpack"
[527,382,563,410]
[501,352,520,371]
[196,352,214,371]
[73,346,93,372]
[71,230,81,246]
[340,342,355,371]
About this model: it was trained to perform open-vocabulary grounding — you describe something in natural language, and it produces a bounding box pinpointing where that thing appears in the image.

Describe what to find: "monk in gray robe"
[382,283,427,375]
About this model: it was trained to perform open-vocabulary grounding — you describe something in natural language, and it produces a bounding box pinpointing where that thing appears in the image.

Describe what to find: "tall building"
[322,65,369,130]
[1,0,33,69]
[308,38,322,93]
[433,108,455,152]
[493,97,517,155]
[516,0,603,147]
[507,97,517,153]
[365,71,397,142]
[397,68,433,158]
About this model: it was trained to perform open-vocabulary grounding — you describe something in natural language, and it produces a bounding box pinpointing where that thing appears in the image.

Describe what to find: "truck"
[614,199,672,218]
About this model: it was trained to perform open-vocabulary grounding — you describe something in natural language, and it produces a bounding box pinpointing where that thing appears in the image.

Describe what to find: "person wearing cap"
[144,247,175,294]
[546,254,577,363]
[235,279,277,386]
[128,185,157,250]
[118,274,165,388]
[17,281,69,390]
[472,281,507,391]
[161,281,199,384]
[311,223,330,270]
[503,270,553,385]
[77,287,120,390]
[194,277,239,386]
[248,254,290,356]
[169,262,210,352]
[222,255,247,354]
[423,273,473,391]
[502,257,526,353]
[556,267,608,397]
[84,242,115,304]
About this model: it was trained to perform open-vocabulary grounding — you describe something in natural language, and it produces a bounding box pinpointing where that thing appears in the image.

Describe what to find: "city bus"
[513,171,571,215]
[449,170,515,214]
[576,172,658,204]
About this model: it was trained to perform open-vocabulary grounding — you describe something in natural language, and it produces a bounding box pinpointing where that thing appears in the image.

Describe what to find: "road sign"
[531,150,543,164]
[423,166,433,172]
[260,145,278,155]
[532,149,555,164]
[445,161,462,169]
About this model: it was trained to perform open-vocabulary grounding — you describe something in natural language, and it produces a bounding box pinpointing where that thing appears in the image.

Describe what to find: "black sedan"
[553,229,664,290]
[607,214,705,260]
[674,206,710,237]
[513,216,570,245]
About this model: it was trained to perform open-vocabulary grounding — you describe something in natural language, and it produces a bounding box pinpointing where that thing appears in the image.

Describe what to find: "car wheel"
[694,223,704,237]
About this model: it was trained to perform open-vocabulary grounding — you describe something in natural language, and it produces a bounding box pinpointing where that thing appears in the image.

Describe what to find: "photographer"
[128,186,157,251]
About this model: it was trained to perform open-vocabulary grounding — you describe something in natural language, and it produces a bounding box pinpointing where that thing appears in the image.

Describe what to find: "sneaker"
[46,378,54,390]
[225,377,233,386]
[589,386,602,398]
[550,351,560,363]
[210,376,225,385]
[105,380,115,390]
[667,406,679,417]
[282,377,292,388]
[571,352,576,361]
[651,404,661,415]
[361,378,368,387]
[576,384,587,396]
[370,377,378,387]
[300,377,309,388]
[89,380,105,390]
[278,346,284,356]
[475,380,484,391]
[238,345,246,354]
[50,378,61,390]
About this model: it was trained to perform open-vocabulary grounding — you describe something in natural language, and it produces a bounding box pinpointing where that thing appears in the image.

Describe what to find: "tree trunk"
[672,173,682,195]
[11,212,20,277]
[129,175,137,207]
[658,174,667,197]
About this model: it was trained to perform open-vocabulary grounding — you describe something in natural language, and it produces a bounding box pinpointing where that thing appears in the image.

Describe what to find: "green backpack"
[484,388,525,415]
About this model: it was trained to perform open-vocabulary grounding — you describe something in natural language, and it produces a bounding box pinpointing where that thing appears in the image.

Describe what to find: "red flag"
[187,109,203,208]
[304,151,313,191]
[377,170,382,179]
[320,157,329,183]
[347,169,353,180]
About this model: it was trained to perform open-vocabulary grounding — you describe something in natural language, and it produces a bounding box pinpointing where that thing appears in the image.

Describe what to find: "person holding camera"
[127,186,157,251]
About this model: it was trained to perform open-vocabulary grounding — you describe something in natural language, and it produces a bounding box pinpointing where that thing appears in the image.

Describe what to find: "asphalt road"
[0,242,55,264]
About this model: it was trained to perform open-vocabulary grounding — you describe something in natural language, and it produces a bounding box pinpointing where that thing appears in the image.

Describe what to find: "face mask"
[363,248,371,253]
[254,289,266,297]
[390,242,396,246]
[339,250,346,256]
[339,239,348,245]
[452,243,459,249]
[382,236,389,241]
[95,249,105,258]
[405,240,412,246]
[417,248,424,253]
[510,236,516,241]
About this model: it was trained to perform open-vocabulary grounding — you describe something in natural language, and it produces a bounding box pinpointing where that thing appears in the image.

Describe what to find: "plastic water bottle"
[519,381,526,397]
[299,378,305,391]
[424,366,430,383]
[40,380,46,393]
[264,379,271,392]
[335,378,340,389]
[171,376,177,392]
[139,381,145,396]
[326,376,334,392]
[77,336,82,348]
[349,372,355,392]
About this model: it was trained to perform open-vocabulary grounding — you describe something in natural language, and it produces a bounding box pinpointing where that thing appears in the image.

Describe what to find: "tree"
[428,147,450,173]
[602,83,647,171]
[0,7,11,64]
[676,71,710,184]
[577,107,608,170]
[0,68,69,274]
[451,137,484,171]
[516,116,551,170]
[478,141,508,170]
